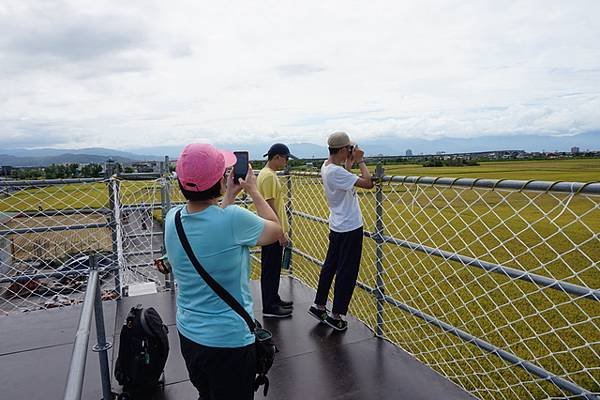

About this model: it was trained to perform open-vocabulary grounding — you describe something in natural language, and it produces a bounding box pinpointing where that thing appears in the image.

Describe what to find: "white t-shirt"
[321,161,362,232]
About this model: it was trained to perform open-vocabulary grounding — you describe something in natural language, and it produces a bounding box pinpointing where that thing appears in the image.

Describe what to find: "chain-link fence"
[288,169,599,400]
[1,163,598,399]
[0,174,169,313]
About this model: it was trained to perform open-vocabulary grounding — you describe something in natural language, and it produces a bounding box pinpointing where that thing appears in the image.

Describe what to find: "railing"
[63,255,112,400]
[1,160,599,400]
[0,166,172,313]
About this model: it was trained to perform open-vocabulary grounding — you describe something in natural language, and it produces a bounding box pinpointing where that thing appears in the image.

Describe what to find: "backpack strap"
[174,208,256,333]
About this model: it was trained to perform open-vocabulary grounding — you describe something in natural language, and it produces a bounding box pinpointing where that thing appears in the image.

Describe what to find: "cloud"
[0,0,599,150]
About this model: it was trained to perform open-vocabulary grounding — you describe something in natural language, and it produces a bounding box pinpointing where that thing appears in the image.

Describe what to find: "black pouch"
[254,326,277,396]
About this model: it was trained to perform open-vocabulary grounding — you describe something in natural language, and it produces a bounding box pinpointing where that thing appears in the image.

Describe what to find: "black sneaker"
[325,316,348,331]
[278,299,294,309]
[307,306,328,323]
[263,306,292,318]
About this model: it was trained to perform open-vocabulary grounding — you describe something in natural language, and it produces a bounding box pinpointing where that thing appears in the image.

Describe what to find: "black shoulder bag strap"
[174,208,257,334]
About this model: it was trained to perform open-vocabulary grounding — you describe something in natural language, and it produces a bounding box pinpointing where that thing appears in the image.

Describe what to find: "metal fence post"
[107,173,123,296]
[90,254,113,400]
[160,156,173,289]
[374,161,385,337]
[285,166,293,272]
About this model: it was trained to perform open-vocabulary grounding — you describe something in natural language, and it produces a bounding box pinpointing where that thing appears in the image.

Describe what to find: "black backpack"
[115,304,169,400]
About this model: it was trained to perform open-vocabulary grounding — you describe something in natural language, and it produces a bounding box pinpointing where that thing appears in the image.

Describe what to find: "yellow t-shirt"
[257,167,288,234]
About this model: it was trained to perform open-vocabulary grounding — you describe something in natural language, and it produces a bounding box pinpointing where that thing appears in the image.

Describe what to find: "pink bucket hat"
[176,143,237,192]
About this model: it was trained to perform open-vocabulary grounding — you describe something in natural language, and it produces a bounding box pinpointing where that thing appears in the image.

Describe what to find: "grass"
[1,159,598,399]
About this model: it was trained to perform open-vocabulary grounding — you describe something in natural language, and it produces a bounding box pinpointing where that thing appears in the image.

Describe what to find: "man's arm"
[352,147,374,189]
[266,198,277,213]
[354,161,374,189]
[267,199,289,246]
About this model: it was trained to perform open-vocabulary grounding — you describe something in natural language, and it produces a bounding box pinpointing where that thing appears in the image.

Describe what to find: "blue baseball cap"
[263,143,297,159]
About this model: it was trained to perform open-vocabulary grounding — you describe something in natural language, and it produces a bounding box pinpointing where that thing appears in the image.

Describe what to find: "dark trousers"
[315,227,363,315]
[261,242,283,312]
[179,332,256,400]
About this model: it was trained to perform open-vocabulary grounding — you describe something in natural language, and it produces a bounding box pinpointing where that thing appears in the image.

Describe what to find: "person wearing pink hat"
[163,143,282,400]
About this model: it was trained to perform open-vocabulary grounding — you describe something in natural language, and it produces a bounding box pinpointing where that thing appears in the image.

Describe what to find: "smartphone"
[233,151,249,182]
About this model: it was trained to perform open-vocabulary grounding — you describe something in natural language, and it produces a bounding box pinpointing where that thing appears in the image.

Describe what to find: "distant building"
[406,149,413,156]
[130,161,160,173]
[571,147,580,154]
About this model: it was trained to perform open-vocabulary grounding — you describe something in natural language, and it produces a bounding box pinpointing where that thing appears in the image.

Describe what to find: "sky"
[0,0,599,150]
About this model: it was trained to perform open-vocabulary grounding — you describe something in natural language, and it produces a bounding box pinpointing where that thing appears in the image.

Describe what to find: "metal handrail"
[63,255,112,400]
[0,222,111,236]
[289,171,600,195]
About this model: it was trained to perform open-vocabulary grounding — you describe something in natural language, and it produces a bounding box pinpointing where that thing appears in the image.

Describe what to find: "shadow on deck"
[0,277,474,400]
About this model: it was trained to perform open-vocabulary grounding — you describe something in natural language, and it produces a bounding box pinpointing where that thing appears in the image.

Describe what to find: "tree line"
[10,163,104,180]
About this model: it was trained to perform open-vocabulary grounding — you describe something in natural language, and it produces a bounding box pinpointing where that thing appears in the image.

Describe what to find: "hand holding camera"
[353,147,365,163]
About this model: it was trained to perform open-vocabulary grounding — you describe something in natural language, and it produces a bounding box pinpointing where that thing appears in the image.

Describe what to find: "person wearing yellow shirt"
[257,143,296,318]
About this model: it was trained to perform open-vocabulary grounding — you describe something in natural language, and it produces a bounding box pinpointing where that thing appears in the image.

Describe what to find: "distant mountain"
[2,147,161,161]
[0,153,135,167]
[1,132,597,167]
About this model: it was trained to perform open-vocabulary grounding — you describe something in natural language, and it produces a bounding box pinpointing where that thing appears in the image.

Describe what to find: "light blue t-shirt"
[164,204,265,348]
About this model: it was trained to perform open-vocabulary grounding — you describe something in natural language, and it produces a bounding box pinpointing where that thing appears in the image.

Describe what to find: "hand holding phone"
[233,151,249,183]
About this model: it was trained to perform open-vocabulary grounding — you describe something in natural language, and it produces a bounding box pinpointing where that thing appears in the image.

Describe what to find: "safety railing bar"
[123,249,159,257]
[288,171,600,195]
[0,178,106,187]
[10,208,111,218]
[0,266,119,284]
[0,222,111,236]
[125,231,163,238]
[383,176,600,195]
[63,269,99,400]
[290,210,599,301]
[116,173,161,180]
[291,245,598,399]
[120,204,163,212]
[0,262,172,284]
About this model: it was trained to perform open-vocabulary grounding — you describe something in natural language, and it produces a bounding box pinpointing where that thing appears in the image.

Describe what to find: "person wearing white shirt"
[308,131,374,331]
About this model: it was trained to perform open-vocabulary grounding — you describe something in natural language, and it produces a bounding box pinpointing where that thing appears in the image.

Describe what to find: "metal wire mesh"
[0,179,115,313]
[288,170,599,400]
[0,177,168,313]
